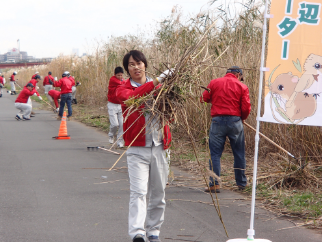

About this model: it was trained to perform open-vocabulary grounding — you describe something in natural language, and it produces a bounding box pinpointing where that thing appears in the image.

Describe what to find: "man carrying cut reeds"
[202,66,251,193]
[116,50,172,242]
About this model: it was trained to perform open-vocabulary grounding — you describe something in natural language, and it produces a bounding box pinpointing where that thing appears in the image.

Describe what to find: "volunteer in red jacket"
[116,50,172,242]
[26,75,42,115]
[15,83,41,120]
[66,73,79,104]
[43,71,54,95]
[48,89,61,112]
[32,71,39,79]
[201,66,251,193]
[10,71,17,95]
[0,74,4,97]
[107,66,124,147]
[53,72,74,120]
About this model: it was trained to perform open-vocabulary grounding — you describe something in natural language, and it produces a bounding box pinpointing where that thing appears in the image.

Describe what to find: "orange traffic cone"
[53,111,70,139]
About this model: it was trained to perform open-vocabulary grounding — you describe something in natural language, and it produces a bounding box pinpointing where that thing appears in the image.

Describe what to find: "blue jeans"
[59,93,72,117]
[209,116,247,187]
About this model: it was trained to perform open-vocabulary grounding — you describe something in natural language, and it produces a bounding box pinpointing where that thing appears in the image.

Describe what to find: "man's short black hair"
[114,66,124,75]
[26,83,34,88]
[35,75,41,80]
[48,71,52,75]
[123,50,148,75]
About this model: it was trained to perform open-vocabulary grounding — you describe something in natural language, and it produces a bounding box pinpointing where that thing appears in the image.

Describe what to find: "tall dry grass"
[3,3,322,161]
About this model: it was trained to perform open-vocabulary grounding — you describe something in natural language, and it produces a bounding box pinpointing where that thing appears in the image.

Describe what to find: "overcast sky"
[1,0,258,58]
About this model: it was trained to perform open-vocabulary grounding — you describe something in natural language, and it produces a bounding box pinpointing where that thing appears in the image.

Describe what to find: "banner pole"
[227,1,272,241]
[247,0,270,240]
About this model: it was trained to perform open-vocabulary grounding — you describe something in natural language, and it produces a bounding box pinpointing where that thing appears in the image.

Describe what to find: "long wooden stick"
[244,122,295,158]
[181,109,229,237]
[42,99,56,111]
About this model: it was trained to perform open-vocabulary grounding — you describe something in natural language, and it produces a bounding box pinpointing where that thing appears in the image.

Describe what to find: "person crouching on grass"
[15,83,42,120]
[116,50,172,242]
[107,66,125,148]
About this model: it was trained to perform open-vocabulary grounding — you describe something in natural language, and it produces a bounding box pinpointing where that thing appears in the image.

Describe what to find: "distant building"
[0,48,34,62]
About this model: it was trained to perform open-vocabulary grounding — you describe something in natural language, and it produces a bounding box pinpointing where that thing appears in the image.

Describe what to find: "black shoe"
[22,116,31,121]
[74,99,77,104]
[15,115,21,121]
[133,234,145,242]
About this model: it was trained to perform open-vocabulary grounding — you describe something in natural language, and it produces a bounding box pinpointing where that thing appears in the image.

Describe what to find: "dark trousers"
[209,116,247,187]
[59,93,72,117]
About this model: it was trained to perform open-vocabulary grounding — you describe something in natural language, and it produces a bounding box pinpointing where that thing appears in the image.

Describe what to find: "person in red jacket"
[32,71,39,79]
[15,83,41,120]
[43,71,54,95]
[201,66,251,193]
[48,89,61,112]
[53,72,74,120]
[0,74,4,97]
[26,75,42,116]
[107,66,124,147]
[116,50,172,242]
[10,71,17,95]
[65,72,80,104]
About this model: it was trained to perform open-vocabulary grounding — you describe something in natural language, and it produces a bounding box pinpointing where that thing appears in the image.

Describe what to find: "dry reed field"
[3,2,321,227]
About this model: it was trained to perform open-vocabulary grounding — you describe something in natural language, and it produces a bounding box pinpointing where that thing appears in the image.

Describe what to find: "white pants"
[127,145,169,239]
[107,102,124,146]
[27,97,32,108]
[44,85,53,94]
[15,103,32,118]
[72,86,77,99]
[10,82,16,92]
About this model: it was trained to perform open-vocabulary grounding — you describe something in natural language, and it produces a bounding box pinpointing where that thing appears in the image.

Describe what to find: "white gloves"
[156,69,174,83]
[33,93,37,96]
[36,86,39,90]
[54,77,57,81]
[56,108,59,112]
[38,96,43,100]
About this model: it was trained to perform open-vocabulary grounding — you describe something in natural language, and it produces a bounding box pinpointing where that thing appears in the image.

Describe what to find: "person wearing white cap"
[32,71,39,79]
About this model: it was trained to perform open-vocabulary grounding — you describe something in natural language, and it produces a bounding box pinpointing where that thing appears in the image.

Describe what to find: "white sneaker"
[109,137,114,144]
[117,143,124,148]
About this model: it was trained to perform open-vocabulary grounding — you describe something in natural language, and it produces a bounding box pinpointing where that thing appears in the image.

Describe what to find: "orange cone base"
[53,135,71,140]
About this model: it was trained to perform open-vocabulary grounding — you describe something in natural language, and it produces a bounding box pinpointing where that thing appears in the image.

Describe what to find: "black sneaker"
[22,116,31,121]
[133,234,145,242]
[15,115,21,121]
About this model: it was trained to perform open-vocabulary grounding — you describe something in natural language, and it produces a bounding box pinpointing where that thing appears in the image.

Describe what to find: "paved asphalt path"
[0,90,321,242]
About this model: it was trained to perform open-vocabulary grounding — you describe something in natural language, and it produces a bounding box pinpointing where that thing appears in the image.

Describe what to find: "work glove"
[33,93,37,96]
[156,69,174,83]
[38,96,43,101]
[36,86,39,90]
[54,77,57,81]
[56,108,59,112]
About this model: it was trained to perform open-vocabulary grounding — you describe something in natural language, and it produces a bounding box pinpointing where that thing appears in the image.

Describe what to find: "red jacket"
[54,77,73,94]
[43,75,54,86]
[0,76,3,84]
[202,73,251,120]
[32,74,37,79]
[48,90,61,108]
[15,87,37,103]
[10,74,15,82]
[116,79,172,149]
[68,76,76,86]
[26,79,40,96]
[108,76,123,104]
